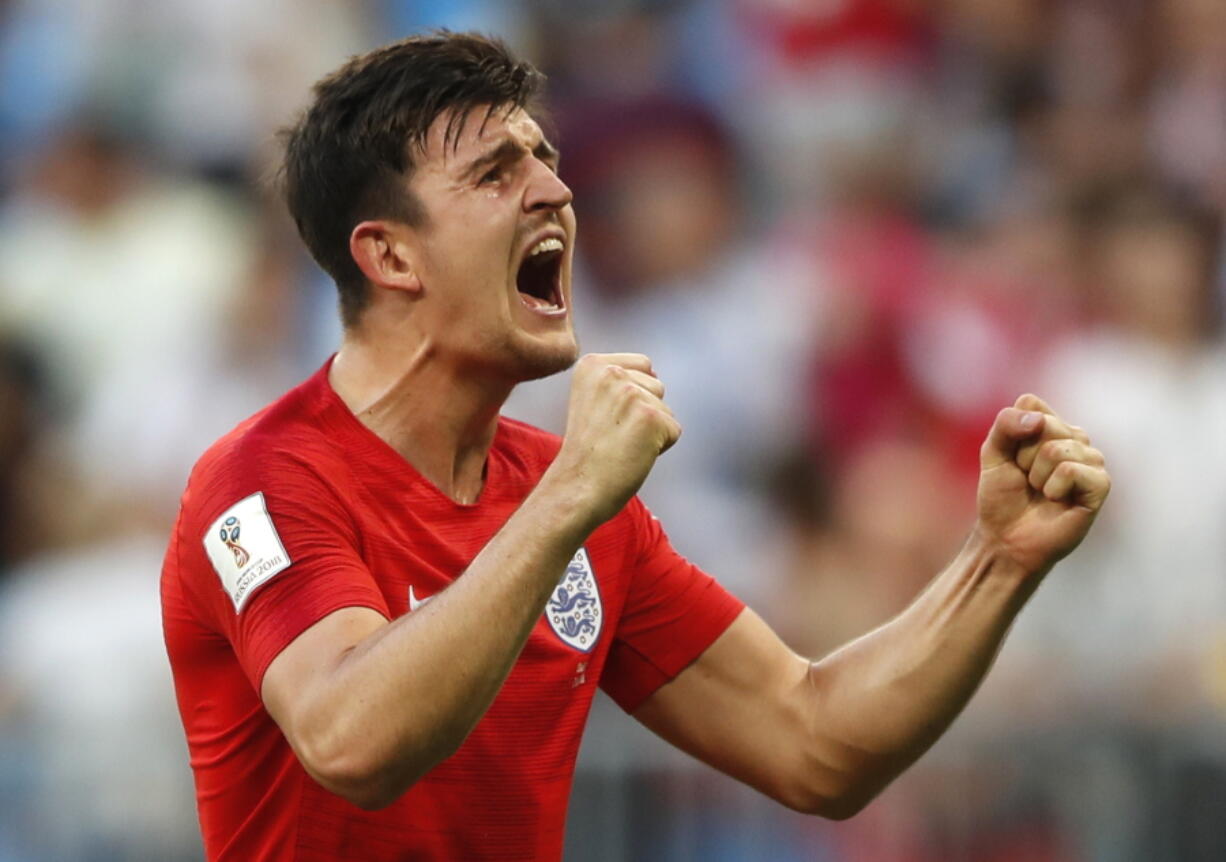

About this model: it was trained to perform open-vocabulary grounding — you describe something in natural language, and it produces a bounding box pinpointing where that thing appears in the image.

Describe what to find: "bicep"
[631,608,817,808]
[261,606,389,745]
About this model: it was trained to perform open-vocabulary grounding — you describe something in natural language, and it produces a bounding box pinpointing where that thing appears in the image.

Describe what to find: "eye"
[479,166,502,185]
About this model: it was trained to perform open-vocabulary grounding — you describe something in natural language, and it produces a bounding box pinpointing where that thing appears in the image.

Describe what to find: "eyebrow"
[534,138,560,164]
[460,137,561,180]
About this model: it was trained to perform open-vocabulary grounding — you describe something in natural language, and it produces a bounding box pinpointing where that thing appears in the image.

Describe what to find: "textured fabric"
[161,358,744,861]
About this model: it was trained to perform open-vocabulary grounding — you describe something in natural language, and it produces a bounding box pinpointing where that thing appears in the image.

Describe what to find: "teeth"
[529,237,564,257]
[521,294,561,311]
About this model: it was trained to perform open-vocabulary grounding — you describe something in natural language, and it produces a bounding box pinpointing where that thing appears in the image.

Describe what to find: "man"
[161,32,1111,862]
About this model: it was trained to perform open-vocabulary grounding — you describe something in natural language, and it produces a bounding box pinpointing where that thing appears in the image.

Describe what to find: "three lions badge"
[546,548,602,652]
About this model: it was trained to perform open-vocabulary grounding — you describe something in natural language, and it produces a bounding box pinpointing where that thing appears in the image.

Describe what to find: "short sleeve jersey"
[161,360,745,862]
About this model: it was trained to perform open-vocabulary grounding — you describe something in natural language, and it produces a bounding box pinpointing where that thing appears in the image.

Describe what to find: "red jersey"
[161,359,744,861]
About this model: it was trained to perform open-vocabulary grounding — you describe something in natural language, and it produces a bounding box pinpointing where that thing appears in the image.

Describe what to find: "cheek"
[433,262,518,333]
[424,233,507,291]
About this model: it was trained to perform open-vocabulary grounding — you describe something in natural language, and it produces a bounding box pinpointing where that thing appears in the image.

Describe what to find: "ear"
[349,220,422,295]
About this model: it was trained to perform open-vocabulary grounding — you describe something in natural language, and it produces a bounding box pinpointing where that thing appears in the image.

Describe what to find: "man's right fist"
[550,353,681,528]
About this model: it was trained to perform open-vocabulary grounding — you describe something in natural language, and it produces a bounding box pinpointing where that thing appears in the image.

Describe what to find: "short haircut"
[281,32,543,327]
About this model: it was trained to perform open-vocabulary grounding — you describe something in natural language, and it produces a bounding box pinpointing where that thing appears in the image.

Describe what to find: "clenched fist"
[976,393,1111,577]
[548,353,681,529]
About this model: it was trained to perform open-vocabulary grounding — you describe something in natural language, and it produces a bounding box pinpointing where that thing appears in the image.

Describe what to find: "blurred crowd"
[0,1,1223,860]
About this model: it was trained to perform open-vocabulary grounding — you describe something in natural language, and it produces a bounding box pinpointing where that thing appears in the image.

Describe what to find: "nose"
[523,159,573,213]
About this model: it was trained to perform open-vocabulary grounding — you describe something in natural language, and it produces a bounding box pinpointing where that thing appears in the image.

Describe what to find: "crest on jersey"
[546,548,602,652]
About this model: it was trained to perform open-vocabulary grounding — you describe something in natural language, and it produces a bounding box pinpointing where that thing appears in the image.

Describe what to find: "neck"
[329,329,513,505]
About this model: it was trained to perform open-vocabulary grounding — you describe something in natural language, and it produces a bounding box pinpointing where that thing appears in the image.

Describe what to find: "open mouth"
[516,237,565,315]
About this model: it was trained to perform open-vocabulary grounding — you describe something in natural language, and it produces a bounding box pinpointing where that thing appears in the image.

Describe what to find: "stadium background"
[0,0,1224,859]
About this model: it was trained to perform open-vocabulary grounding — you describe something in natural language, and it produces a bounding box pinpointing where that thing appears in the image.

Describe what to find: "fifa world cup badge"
[204,492,292,612]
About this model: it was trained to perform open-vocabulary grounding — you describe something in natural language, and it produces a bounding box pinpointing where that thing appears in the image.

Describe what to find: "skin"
[262,105,1111,814]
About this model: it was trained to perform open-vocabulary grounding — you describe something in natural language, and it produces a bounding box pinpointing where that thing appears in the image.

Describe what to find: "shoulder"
[181,368,346,529]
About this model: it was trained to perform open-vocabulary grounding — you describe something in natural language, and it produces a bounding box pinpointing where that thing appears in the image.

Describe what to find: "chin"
[510,339,580,382]
[512,343,578,382]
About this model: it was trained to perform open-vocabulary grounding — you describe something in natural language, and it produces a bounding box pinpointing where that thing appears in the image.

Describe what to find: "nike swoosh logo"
[408,586,433,613]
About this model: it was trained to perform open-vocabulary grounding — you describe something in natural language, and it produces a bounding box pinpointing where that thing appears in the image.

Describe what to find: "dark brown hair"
[281,32,543,326]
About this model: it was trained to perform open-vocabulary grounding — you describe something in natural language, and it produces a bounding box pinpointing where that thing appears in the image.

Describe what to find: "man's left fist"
[976,393,1111,576]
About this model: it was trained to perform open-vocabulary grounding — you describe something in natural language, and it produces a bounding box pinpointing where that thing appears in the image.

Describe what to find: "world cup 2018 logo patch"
[218,516,250,568]
[204,492,292,613]
[546,548,602,652]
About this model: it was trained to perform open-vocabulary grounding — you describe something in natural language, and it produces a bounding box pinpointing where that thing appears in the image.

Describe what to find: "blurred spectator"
[0,537,200,861]
[0,337,53,571]
[0,123,309,540]
[766,436,966,662]
[0,0,369,176]
[1005,183,1226,721]
[731,0,930,213]
[0,122,308,860]
[1149,0,1226,212]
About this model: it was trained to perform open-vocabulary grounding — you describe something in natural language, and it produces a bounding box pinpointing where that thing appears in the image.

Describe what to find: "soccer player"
[161,32,1111,861]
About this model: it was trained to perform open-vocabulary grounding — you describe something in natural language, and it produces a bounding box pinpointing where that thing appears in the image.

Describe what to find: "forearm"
[294,472,597,806]
[802,526,1039,814]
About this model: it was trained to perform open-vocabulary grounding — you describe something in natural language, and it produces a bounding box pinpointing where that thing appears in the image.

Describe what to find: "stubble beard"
[502,331,580,383]
[446,314,579,387]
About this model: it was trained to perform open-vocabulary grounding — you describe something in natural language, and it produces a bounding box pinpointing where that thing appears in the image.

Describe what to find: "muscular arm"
[636,532,1037,819]
[261,354,680,809]
[262,478,589,809]
[635,396,1111,819]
